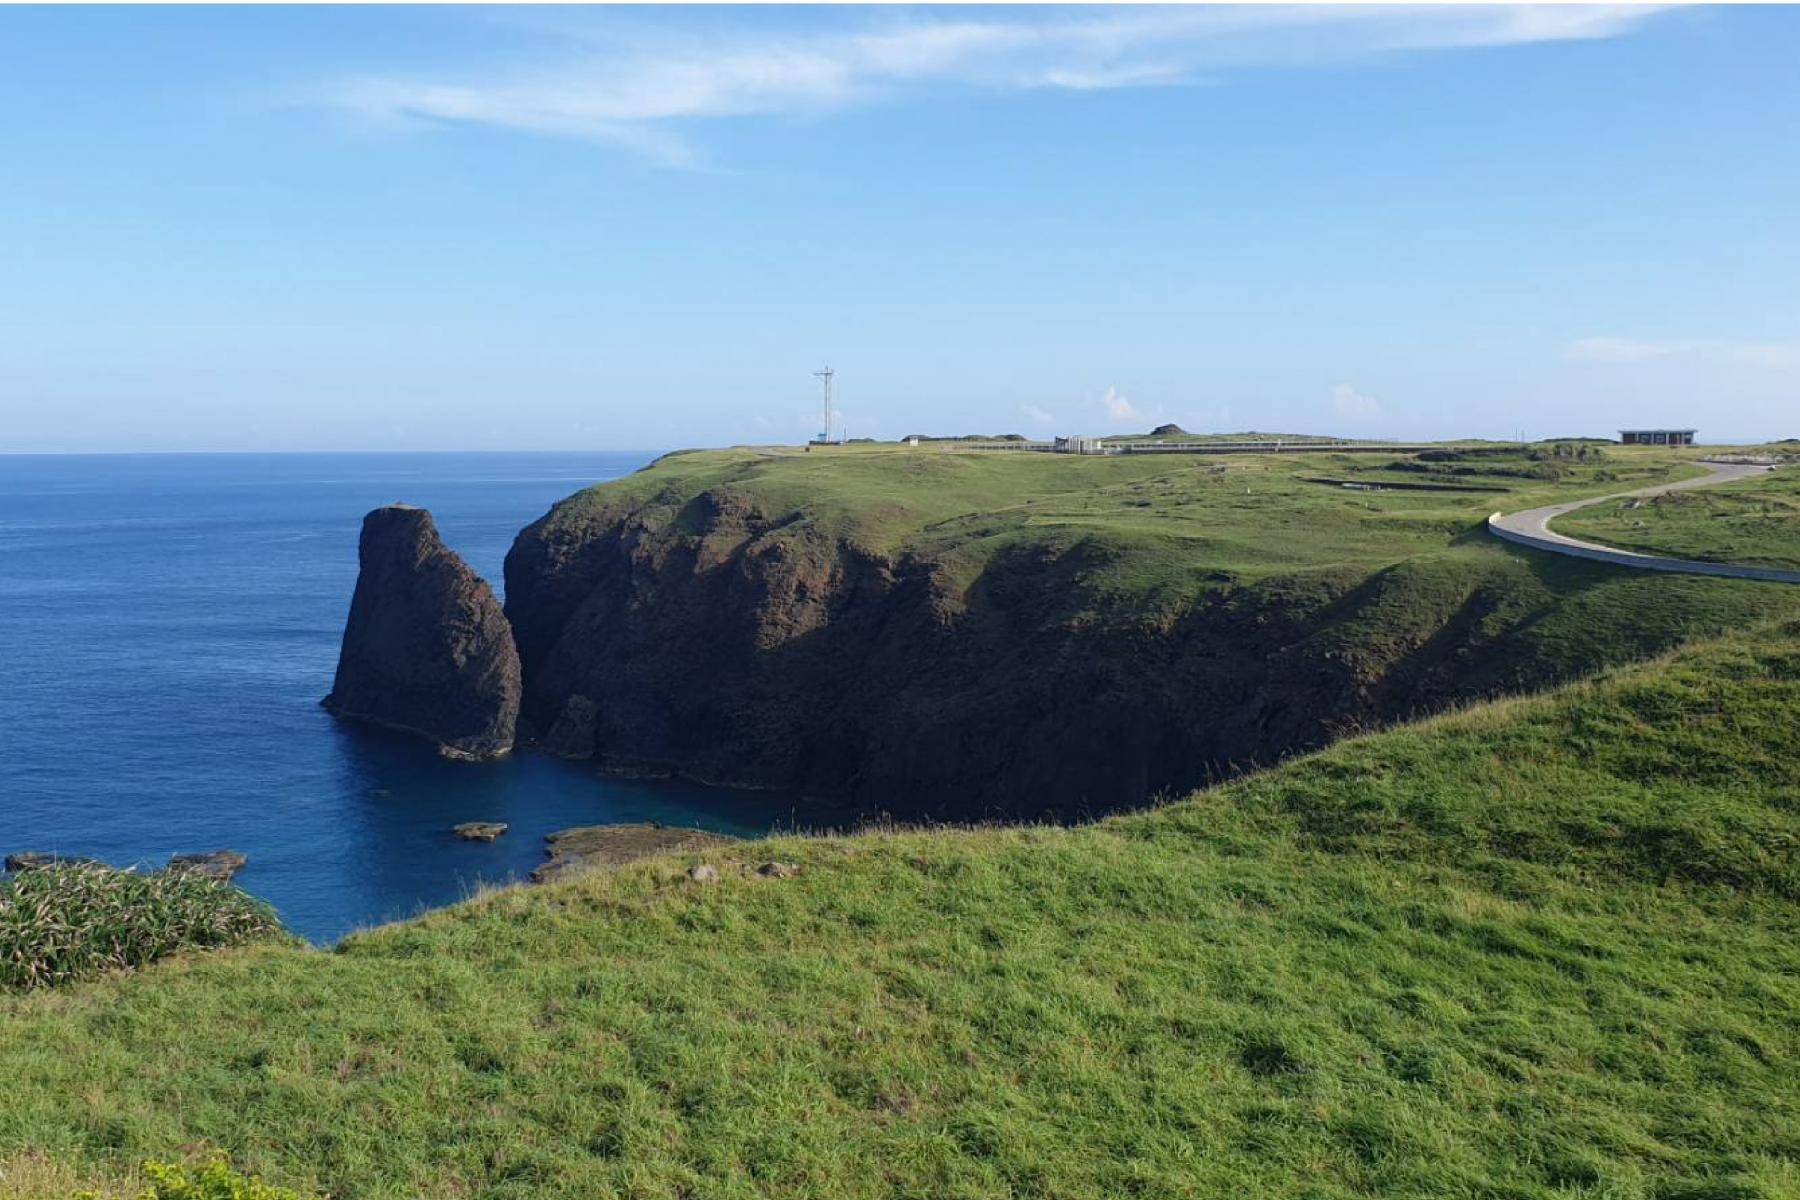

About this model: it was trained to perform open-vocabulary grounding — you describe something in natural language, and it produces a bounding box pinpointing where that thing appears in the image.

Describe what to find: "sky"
[1,4,1797,452]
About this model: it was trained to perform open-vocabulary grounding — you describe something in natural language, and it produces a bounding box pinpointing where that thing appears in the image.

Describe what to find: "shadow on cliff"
[496,492,1800,825]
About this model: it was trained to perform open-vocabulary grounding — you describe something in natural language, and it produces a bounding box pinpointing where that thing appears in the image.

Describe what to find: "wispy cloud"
[1330,383,1381,420]
[1099,386,1139,424]
[1020,402,1057,426]
[325,6,1673,166]
[1567,337,1799,367]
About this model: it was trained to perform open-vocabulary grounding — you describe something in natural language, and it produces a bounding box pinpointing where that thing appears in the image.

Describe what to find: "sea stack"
[323,505,521,760]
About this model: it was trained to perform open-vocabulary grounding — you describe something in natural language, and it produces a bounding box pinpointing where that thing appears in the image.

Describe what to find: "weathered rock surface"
[323,505,521,761]
[166,850,247,882]
[5,851,103,873]
[531,823,736,884]
[498,464,1755,822]
[452,822,508,842]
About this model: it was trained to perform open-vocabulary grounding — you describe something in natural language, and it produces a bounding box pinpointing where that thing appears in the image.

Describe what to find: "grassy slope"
[538,443,1767,633]
[4,622,1798,1200]
[1554,466,1800,571]
[577,443,1708,584]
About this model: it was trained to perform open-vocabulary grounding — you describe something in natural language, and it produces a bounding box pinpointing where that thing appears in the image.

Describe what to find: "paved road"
[1486,461,1800,583]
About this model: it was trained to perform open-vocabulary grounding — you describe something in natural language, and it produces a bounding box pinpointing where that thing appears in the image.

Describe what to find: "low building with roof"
[1620,429,1696,446]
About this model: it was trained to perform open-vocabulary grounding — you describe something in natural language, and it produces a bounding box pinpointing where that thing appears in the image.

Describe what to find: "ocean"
[0,452,804,942]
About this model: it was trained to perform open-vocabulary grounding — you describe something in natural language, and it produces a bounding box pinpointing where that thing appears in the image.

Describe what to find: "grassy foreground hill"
[500,441,1800,815]
[5,619,1799,1199]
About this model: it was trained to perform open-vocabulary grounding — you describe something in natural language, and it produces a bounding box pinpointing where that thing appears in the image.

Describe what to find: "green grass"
[536,441,1717,605]
[0,864,282,992]
[1554,466,1800,570]
[4,621,1798,1199]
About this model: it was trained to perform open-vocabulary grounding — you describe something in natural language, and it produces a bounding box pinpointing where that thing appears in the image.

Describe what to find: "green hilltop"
[544,439,1754,608]
[571,440,1709,579]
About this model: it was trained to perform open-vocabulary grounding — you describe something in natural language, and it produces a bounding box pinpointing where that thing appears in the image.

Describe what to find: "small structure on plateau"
[1620,429,1696,446]
[809,366,839,445]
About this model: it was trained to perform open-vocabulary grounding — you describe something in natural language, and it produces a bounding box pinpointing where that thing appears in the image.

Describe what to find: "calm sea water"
[1,453,805,942]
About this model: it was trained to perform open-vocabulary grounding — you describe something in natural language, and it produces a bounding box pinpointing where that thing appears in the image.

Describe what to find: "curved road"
[1487,460,1800,584]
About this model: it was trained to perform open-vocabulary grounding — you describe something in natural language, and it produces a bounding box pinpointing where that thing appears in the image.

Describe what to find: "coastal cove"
[0,452,806,943]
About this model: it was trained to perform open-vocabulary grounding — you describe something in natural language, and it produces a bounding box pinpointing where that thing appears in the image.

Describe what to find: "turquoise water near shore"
[1,452,807,942]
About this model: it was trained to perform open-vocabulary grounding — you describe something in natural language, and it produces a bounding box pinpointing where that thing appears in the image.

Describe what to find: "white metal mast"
[813,366,835,443]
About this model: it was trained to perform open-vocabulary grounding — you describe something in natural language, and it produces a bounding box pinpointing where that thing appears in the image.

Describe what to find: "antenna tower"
[813,366,836,443]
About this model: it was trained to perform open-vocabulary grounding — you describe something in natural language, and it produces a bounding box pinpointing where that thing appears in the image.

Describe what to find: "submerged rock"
[323,505,521,761]
[453,822,509,843]
[166,850,247,882]
[532,823,736,884]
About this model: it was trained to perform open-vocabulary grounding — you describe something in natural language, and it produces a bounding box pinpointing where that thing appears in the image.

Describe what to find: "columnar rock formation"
[323,505,520,760]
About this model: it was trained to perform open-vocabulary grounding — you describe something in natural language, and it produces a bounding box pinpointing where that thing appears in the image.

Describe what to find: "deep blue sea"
[1,453,805,942]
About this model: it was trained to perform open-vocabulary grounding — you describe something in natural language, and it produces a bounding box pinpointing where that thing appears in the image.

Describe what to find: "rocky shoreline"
[5,849,248,883]
[530,823,737,884]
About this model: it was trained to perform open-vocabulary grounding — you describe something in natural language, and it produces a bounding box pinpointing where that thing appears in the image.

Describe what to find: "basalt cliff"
[323,504,520,760]
[333,448,1798,818]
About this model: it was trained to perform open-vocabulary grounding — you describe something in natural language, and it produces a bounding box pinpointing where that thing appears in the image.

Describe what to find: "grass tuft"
[0,864,282,992]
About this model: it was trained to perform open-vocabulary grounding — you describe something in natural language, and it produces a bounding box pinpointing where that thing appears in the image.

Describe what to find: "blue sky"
[2,4,1797,451]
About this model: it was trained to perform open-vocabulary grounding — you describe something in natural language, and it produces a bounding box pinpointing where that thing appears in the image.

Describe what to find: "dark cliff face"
[499,473,1789,822]
[324,505,521,760]
[496,490,1430,818]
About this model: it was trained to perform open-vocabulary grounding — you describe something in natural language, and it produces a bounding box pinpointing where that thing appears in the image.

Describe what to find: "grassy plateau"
[563,440,1712,591]
[1554,464,1800,571]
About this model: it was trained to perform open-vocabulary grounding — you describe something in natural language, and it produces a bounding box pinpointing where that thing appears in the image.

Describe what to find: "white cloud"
[325,6,1675,165]
[1020,402,1057,425]
[1099,386,1138,424]
[1567,337,1800,367]
[1330,384,1381,421]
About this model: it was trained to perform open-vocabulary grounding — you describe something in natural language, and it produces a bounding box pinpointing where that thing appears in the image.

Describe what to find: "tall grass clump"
[0,864,281,991]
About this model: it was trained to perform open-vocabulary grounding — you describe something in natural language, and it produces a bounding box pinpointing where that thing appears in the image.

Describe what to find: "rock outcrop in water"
[167,850,248,882]
[532,824,736,883]
[323,505,520,760]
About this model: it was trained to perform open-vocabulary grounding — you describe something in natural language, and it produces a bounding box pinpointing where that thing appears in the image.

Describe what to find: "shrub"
[76,1156,312,1200]
[0,864,281,990]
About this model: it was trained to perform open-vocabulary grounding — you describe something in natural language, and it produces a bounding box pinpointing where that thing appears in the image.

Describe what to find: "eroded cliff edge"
[499,448,1798,820]
[324,504,521,760]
